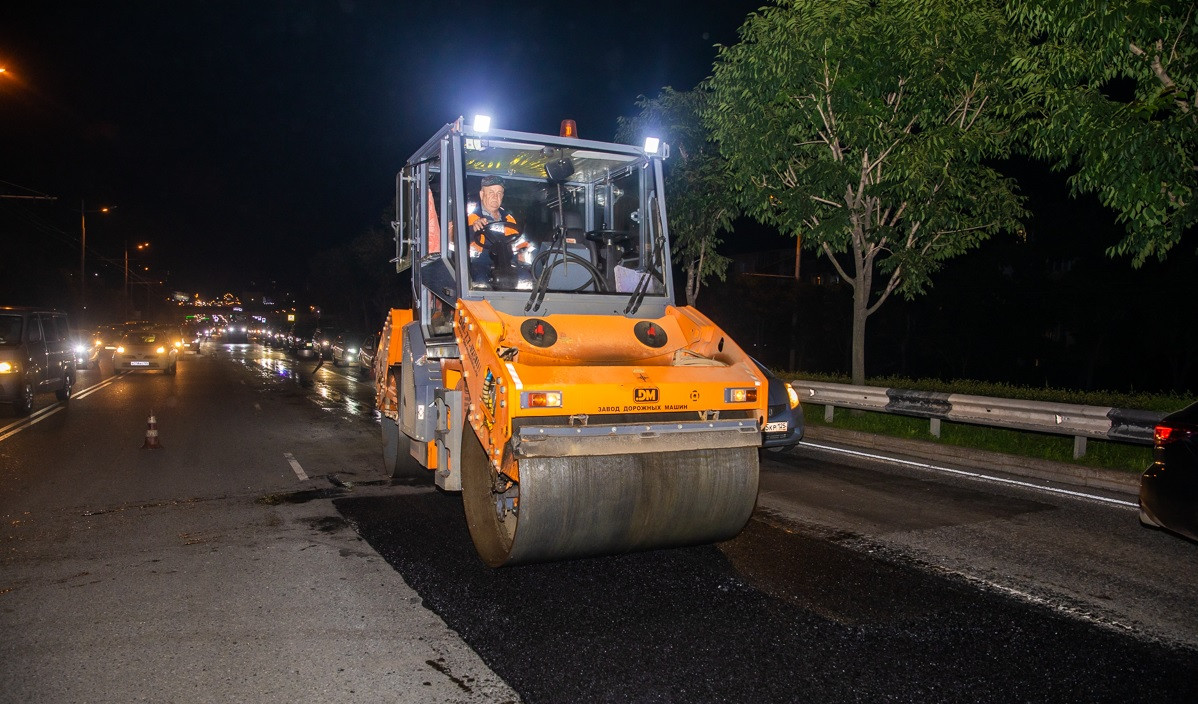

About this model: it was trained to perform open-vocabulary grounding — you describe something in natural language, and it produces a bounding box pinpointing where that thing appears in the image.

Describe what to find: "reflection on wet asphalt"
[336,491,1197,704]
[217,345,377,421]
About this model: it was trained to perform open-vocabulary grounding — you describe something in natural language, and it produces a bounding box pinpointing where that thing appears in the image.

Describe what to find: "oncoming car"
[114,328,179,374]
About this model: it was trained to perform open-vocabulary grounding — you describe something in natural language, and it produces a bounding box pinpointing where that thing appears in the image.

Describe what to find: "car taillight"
[1155,423,1195,447]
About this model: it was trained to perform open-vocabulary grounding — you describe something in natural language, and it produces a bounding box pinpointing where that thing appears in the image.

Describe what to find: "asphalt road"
[1,341,1194,703]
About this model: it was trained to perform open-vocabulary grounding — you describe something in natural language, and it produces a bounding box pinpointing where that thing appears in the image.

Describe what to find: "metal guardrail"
[793,381,1165,459]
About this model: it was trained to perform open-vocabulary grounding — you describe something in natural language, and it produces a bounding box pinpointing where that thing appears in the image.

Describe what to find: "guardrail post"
[825,404,835,423]
[930,418,941,438]
[1073,435,1087,459]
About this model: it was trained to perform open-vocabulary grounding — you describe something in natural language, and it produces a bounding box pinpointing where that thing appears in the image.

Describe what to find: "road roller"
[375,116,768,566]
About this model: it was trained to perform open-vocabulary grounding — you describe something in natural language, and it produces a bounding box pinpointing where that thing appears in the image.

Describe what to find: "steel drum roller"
[462,431,760,567]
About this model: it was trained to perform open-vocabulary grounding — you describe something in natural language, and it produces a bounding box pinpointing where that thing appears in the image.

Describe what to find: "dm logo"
[634,387,659,403]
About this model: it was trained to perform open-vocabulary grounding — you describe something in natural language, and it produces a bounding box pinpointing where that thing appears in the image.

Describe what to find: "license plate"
[130,361,150,366]
[763,421,788,433]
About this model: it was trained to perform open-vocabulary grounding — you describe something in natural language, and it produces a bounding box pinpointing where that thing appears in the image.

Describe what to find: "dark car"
[179,323,203,354]
[753,359,804,451]
[76,325,118,369]
[288,322,319,358]
[313,326,341,360]
[329,332,362,368]
[0,307,77,415]
[1140,401,1198,542]
[357,332,379,378]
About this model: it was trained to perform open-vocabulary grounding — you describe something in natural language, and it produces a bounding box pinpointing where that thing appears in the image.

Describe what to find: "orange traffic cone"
[141,411,162,449]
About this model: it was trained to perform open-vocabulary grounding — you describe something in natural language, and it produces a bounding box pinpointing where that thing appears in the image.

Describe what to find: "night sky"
[1,0,767,293]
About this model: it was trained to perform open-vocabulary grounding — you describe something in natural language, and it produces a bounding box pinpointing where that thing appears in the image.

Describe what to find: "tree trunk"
[851,273,869,386]
[685,260,698,307]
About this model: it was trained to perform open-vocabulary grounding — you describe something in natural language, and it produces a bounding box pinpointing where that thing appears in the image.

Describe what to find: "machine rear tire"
[461,428,760,567]
[382,418,427,480]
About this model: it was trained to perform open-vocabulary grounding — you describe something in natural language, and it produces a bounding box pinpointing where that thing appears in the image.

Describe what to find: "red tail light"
[1155,423,1196,447]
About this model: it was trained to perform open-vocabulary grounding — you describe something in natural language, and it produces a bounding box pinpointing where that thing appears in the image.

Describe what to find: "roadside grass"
[801,404,1153,474]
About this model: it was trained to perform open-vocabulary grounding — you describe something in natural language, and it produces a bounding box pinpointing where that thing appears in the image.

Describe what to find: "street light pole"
[80,200,87,323]
[125,242,149,320]
[81,203,113,325]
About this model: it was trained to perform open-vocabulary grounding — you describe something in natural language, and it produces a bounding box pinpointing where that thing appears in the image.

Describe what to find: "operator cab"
[395,119,672,341]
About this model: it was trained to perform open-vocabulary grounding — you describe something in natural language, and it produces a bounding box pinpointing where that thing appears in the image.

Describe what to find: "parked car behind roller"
[752,358,804,451]
[1140,400,1198,542]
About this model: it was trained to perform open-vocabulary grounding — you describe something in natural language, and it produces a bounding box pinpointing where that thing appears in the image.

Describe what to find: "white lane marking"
[0,407,65,442]
[283,452,309,481]
[0,373,123,443]
[798,440,1139,509]
[72,374,124,400]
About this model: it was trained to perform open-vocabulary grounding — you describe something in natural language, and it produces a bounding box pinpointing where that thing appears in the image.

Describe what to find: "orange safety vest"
[467,208,521,255]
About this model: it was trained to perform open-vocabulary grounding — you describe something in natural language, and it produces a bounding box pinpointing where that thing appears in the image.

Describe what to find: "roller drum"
[462,431,759,567]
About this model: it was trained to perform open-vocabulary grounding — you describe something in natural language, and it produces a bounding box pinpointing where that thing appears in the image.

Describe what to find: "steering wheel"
[531,250,608,293]
[585,229,633,246]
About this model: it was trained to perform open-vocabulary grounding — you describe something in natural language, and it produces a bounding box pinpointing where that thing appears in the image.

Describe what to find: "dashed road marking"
[283,452,309,481]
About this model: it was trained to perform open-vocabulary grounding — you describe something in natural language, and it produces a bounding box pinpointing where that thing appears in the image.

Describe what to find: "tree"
[616,88,734,307]
[1007,0,1196,266]
[706,0,1027,384]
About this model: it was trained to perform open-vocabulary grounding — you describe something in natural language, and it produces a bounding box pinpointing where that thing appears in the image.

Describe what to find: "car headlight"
[156,346,166,354]
[785,383,800,409]
[75,344,87,354]
[116,346,126,354]
[0,361,14,373]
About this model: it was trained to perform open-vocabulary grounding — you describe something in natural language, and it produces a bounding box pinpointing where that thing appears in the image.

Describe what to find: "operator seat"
[540,208,599,291]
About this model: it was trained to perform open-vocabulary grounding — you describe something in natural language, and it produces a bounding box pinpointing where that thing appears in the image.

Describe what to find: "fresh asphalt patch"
[335,491,1197,704]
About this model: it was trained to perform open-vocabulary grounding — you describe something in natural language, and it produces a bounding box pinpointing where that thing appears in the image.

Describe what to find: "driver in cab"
[467,175,528,285]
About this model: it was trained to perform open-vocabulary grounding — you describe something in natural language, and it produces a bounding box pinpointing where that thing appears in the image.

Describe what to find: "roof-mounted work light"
[473,114,491,133]
[643,137,668,158]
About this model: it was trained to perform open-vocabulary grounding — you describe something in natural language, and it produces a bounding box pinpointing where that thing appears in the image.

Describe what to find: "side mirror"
[544,156,575,184]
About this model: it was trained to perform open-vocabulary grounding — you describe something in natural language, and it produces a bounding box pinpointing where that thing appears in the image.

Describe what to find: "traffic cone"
[141,411,162,449]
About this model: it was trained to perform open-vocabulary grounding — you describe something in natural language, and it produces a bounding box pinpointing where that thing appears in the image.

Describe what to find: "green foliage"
[1007,0,1197,266]
[705,0,1028,382]
[616,88,734,306]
